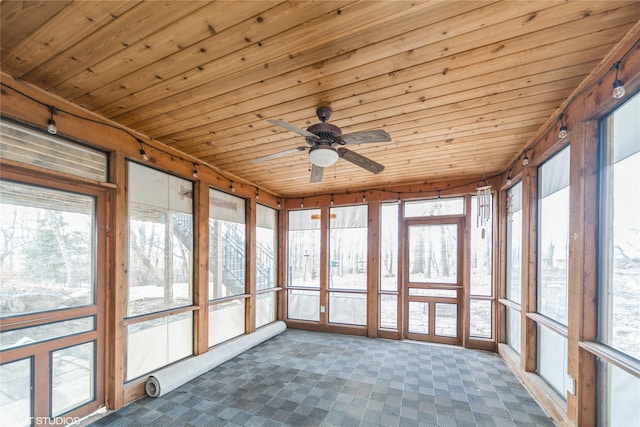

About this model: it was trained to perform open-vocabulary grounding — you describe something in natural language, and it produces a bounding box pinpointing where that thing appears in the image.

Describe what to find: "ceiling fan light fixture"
[309,146,339,167]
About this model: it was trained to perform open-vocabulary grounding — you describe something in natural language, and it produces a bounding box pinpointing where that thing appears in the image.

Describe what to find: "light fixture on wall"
[300,198,304,208]
[308,146,339,167]
[47,105,57,135]
[230,181,236,193]
[330,195,334,206]
[277,199,281,209]
[137,139,149,161]
[611,61,626,99]
[522,150,529,166]
[558,113,568,139]
[506,169,512,186]
[256,189,260,200]
[192,163,198,178]
[362,193,367,203]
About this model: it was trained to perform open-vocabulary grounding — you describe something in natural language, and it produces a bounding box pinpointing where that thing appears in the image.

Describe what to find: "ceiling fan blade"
[268,119,319,142]
[340,129,391,144]
[338,148,385,174]
[310,164,324,183]
[252,146,308,163]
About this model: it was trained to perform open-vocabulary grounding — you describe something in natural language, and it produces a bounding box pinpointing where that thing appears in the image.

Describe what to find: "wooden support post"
[367,201,380,337]
[193,180,209,355]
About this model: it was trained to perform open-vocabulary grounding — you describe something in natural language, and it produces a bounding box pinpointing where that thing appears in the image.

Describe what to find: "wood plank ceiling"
[2,1,640,197]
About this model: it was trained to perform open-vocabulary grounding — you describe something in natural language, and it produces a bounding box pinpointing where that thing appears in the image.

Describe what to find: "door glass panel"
[408,301,429,334]
[1,316,94,351]
[51,341,95,417]
[328,292,366,325]
[408,224,458,284]
[0,181,95,317]
[379,294,397,330]
[0,357,31,426]
[435,303,457,337]
[537,324,568,399]
[470,300,492,338]
[408,288,457,298]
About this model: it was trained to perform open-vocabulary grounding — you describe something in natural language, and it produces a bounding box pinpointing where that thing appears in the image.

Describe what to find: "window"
[470,194,493,339]
[380,203,399,330]
[287,209,320,321]
[404,196,464,217]
[328,205,367,326]
[599,92,640,360]
[208,189,246,346]
[537,145,570,324]
[0,121,107,182]
[256,205,278,328]
[505,182,522,353]
[597,92,640,426]
[506,182,523,304]
[126,162,193,379]
[535,145,570,399]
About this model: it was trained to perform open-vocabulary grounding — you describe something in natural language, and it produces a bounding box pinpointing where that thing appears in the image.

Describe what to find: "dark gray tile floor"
[91,329,556,427]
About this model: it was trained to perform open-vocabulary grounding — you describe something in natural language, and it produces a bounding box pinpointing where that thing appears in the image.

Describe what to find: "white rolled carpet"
[145,321,286,397]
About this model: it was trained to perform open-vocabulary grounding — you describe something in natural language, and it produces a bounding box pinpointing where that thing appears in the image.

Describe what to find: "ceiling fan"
[252,106,392,183]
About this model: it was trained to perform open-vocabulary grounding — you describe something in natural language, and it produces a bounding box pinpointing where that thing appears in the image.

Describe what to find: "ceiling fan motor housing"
[306,122,342,146]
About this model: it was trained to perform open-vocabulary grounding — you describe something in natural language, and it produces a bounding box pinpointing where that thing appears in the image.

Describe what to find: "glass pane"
[379,294,397,330]
[599,93,640,360]
[126,312,192,380]
[52,341,94,416]
[328,292,366,326]
[409,224,458,284]
[209,299,245,346]
[598,359,640,427]
[128,162,193,317]
[1,316,94,351]
[209,189,246,300]
[380,203,398,292]
[329,205,367,290]
[287,289,319,321]
[404,197,464,217]
[0,181,95,317]
[0,121,107,181]
[506,182,523,303]
[538,146,570,325]
[0,358,31,426]
[408,301,429,334]
[471,195,492,296]
[506,306,521,354]
[435,303,457,337]
[408,288,457,298]
[288,210,321,288]
[537,324,567,399]
[256,291,277,329]
[470,299,491,338]
[256,205,277,291]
